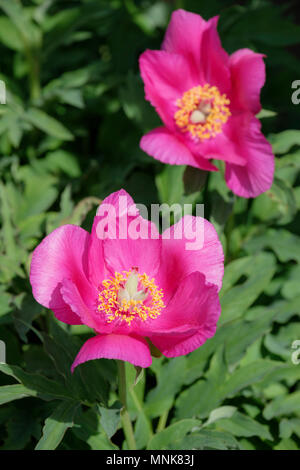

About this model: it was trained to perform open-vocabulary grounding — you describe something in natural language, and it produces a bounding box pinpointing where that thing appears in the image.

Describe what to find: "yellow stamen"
[97,269,165,326]
[174,84,231,141]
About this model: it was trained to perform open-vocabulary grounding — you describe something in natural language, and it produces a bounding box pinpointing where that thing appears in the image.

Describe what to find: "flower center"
[174,84,231,141]
[97,268,164,326]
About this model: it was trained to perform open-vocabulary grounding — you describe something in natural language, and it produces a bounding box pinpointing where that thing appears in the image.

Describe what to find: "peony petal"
[200,16,230,94]
[163,13,230,94]
[97,189,162,278]
[60,278,110,333]
[86,190,135,287]
[30,225,94,325]
[100,189,135,212]
[188,125,246,166]
[225,116,275,198]
[229,48,265,115]
[162,9,208,83]
[140,127,218,171]
[147,272,221,356]
[155,215,224,304]
[71,334,152,372]
[139,50,198,130]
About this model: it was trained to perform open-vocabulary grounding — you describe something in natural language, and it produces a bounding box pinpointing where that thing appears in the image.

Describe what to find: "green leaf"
[12,294,41,343]
[244,229,300,264]
[204,406,237,427]
[72,407,117,450]
[183,166,208,194]
[98,402,121,439]
[3,407,41,449]
[220,253,276,324]
[0,384,37,405]
[61,196,102,227]
[26,108,73,141]
[269,130,300,154]
[222,360,284,398]
[172,429,239,450]
[120,72,159,131]
[44,320,110,405]
[279,418,300,439]
[147,419,200,450]
[0,363,72,401]
[45,150,81,178]
[264,391,300,420]
[224,308,277,365]
[213,411,272,440]
[35,400,79,450]
[0,0,41,47]
[0,17,22,51]
[134,411,152,450]
[145,357,187,419]
[257,109,277,119]
[274,438,298,450]
[264,322,300,361]
[281,265,300,299]
[177,360,282,420]
[175,348,227,419]
[155,165,199,209]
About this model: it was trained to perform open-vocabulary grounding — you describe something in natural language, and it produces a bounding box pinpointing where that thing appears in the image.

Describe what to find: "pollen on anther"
[97,270,165,326]
[174,84,231,141]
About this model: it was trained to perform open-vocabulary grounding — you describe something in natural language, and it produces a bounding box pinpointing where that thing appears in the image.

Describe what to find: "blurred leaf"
[264,391,300,420]
[212,411,272,440]
[0,384,37,405]
[3,406,40,449]
[145,357,187,419]
[222,360,284,398]
[269,130,300,154]
[26,108,73,141]
[0,0,41,47]
[257,109,277,119]
[72,407,117,450]
[244,229,300,263]
[46,319,111,405]
[171,429,239,450]
[35,400,79,450]
[274,438,298,450]
[175,347,227,419]
[147,419,200,450]
[62,196,101,227]
[183,166,208,194]
[45,150,81,177]
[98,402,121,439]
[279,418,300,439]
[0,17,22,51]
[0,363,73,401]
[204,406,237,427]
[12,294,41,343]
[220,253,276,324]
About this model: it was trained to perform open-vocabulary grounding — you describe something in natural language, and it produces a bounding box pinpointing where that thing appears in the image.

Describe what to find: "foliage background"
[0,0,300,450]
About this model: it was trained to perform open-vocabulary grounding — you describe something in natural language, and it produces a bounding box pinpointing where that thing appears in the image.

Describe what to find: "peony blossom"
[139,9,275,198]
[30,190,224,370]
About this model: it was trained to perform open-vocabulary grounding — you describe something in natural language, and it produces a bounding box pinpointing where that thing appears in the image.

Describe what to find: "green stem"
[22,39,41,102]
[117,361,137,450]
[130,386,153,437]
[157,409,168,433]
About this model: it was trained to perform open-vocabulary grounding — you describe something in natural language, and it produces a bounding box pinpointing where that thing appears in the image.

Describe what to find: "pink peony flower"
[139,9,275,198]
[30,190,224,370]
